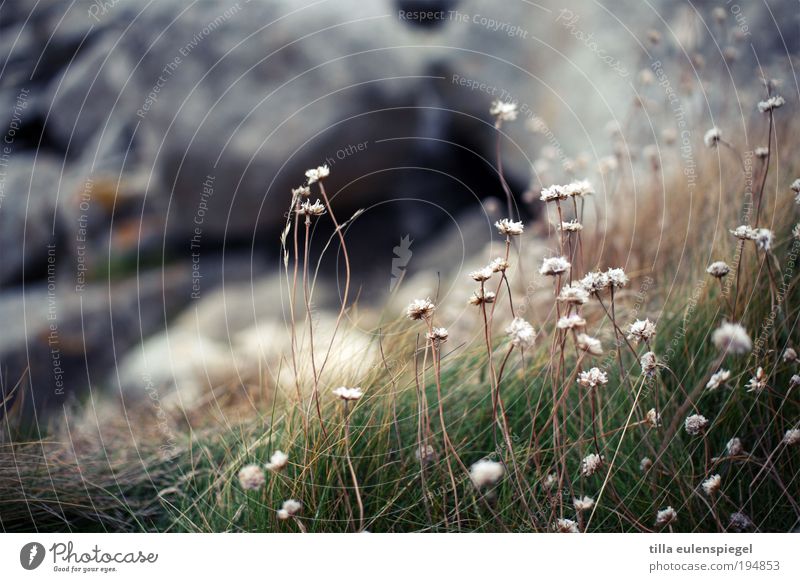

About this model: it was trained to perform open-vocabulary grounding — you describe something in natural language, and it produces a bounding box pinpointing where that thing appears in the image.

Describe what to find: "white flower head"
[640,457,653,472]
[783,347,798,363]
[415,444,437,464]
[558,284,590,305]
[702,474,722,496]
[711,321,752,355]
[726,437,744,456]
[426,327,449,346]
[730,225,757,240]
[628,318,656,343]
[746,366,767,394]
[576,333,603,356]
[577,367,608,389]
[406,298,435,321]
[332,386,363,401]
[645,408,662,428]
[565,179,594,198]
[685,414,709,436]
[305,165,330,184]
[755,228,774,251]
[558,220,583,233]
[495,218,524,236]
[784,428,800,446]
[277,499,302,520]
[468,289,496,306]
[706,261,730,278]
[238,464,266,491]
[265,450,289,472]
[469,266,493,282]
[729,512,753,532]
[292,185,311,198]
[297,199,326,217]
[757,95,785,113]
[581,453,604,477]
[557,314,587,330]
[580,271,610,296]
[640,351,658,376]
[539,256,571,276]
[754,146,769,159]
[554,518,579,533]
[706,369,731,390]
[794,223,800,239]
[655,506,677,527]
[606,267,628,288]
[469,459,505,488]
[704,127,722,148]
[573,496,595,512]
[489,257,509,272]
[540,184,569,202]
[490,100,518,123]
[506,317,536,349]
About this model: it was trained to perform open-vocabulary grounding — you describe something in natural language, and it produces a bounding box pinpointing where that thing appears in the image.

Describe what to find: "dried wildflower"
[543,472,558,491]
[640,351,658,376]
[468,289,496,306]
[655,507,677,528]
[791,375,800,387]
[706,261,730,278]
[565,179,593,197]
[573,496,595,512]
[729,512,753,532]
[469,266,493,282]
[791,178,800,193]
[711,321,752,355]
[332,386,363,401]
[277,499,302,520]
[265,450,289,472]
[558,283,590,305]
[554,518,579,533]
[305,165,330,184]
[495,218,524,236]
[730,225,757,240]
[581,453,604,477]
[783,347,798,363]
[540,184,569,202]
[597,155,618,175]
[506,317,536,349]
[406,298,435,321]
[703,127,722,148]
[557,314,587,330]
[469,459,505,488]
[238,464,266,490]
[426,327,449,346]
[746,367,768,394]
[628,318,656,343]
[606,267,628,288]
[706,369,731,391]
[490,100,518,123]
[297,199,326,217]
[640,457,653,472]
[754,146,769,159]
[757,95,785,113]
[645,408,662,428]
[755,228,774,251]
[489,257,509,272]
[415,444,437,464]
[580,271,609,295]
[559,219,583,232]
[726,437,744,456]
[292,185,311,198]
[684,414,709,436]
[793,223,800,239]
[576,333,603,356]
[702,474,722,496]
[539,256,571,276]
[577,367,608,389]
[784,428,800,446]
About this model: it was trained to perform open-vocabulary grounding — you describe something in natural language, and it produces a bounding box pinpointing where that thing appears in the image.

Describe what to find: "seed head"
[640,457,653,472]
[791,178,800,193]
[304,165,330,184]
[783,347,798,363]
[573,496,595,512]
[494,218,524,236]
[540,184,569,202]
[711,321,752,355]
[684,414,709,436]
[292,185,311,198]
[755,228,774,251]
[426,327,449,346]
[704,127,722,147]
[628,318,656,343]
[489,257,509,272]
[746,367,768,394]
[640,351,658,376]
[730,225,757,240]
[784,428,800,446]
[469,459,505,488]
[297,199,326,217]
[655,506,677,528]
[726,437,744,456]
[415,444,437,464]
[238,464,266,490]
[265,450,289,472]
[706,261,730,278]
[576,333,603,356]
[754,146,769,159]
[539,256,571,276]
[606,267,629,288]
[468,289,496,306]
[277,499,302,520]
[702,474,722,496]
[490,100,518,123]
[757,95,785,113]
[706,369,731,391]
[580,271,610,295]
[729,512,753,532]
[558,284,590,305]
[565,179,594,197]
[557,314,587,330]
[506,317,536,349]
[332,386,363,401]
[645,408,661,428]
[581,453,604,477]
[577,367,608,389]
[406,298,435,321]
[554,518,579,533]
